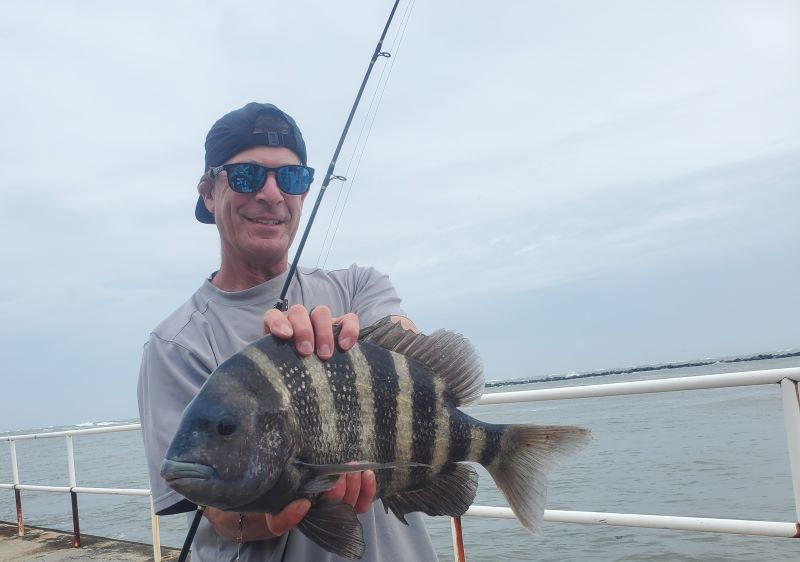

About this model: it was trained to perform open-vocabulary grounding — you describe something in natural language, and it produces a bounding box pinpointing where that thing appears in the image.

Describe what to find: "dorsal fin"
[359,317,484,406]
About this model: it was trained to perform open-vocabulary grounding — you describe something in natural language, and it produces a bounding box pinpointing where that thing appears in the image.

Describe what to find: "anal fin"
[296,499,365,560]
[382,463,478,524]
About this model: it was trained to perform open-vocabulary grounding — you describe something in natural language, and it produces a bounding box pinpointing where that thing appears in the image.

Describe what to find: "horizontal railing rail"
[478,366,800,404]
[0,423,142,442]
[464,506,800,538]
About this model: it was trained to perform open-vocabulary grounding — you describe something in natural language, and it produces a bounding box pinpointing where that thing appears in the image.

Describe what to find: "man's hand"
[204,469,376,543]
[263,305,418,360]
[323,469,376,515]
[264,304,359,360]
[204,499,310,542]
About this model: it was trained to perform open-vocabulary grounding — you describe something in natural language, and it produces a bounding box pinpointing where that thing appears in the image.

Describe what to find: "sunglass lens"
[277,166,312,195]
[228,164,266,193]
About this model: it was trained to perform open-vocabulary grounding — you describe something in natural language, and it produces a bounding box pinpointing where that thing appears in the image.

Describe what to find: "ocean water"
[1,356,799,561]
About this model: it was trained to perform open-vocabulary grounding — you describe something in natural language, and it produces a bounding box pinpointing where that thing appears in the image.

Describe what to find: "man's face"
[201,146,306,270]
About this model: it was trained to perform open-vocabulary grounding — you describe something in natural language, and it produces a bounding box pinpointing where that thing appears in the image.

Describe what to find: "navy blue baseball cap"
[195,102,308,224]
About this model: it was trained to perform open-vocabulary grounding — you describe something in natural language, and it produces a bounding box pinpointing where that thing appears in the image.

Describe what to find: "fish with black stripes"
[160,317,591,559]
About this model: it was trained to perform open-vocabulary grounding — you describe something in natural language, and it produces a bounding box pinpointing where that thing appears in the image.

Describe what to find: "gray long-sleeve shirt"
[137,265,438,561]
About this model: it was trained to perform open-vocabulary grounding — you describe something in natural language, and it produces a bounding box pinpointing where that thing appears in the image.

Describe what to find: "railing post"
[10,440,23,536]
[151,495,162,562]
[65,434,81,547]
[70,491,81,547]
[779,378,800,521]
[451,517,466,562]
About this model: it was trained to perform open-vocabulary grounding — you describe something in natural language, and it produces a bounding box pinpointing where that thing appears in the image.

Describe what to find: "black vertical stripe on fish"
[409,358,437,484]
[447,409,472,463]
[478,422,502,467]
[220,351,287,408]
[324,350,361,458]
[239,344,296,429]
[254,338,323,456]
[359,343,399,479]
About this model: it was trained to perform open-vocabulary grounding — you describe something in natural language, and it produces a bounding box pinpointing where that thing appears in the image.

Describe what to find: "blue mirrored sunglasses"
[209,163,314,195]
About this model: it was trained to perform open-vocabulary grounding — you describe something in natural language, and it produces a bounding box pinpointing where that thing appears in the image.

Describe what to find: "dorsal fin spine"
[359,317,484,406]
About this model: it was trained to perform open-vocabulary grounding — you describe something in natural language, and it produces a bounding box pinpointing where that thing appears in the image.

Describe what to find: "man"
[137,102,438,561]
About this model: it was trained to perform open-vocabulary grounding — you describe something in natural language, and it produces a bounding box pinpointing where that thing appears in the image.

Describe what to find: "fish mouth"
[160,459,216,483]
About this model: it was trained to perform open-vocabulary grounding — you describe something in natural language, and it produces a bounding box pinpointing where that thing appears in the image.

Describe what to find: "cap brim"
[195,196,215,224]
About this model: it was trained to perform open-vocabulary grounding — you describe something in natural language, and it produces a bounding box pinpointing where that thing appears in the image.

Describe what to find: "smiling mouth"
[245,217,284,225]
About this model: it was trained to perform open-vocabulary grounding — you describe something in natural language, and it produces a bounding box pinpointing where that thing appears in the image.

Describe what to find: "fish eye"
[217,414,238,436]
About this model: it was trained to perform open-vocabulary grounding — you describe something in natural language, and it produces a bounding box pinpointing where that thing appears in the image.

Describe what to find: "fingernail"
[319,344,331,357]
[299,341,313,355]
[339,337,352,349]
[295,501,310,517]
[278,325,292,337]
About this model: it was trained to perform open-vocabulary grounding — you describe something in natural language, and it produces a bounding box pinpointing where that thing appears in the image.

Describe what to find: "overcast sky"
[1,1,798,432]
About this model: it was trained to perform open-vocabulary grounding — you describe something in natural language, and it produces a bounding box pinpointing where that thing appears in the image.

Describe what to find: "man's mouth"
[244,217,284,225]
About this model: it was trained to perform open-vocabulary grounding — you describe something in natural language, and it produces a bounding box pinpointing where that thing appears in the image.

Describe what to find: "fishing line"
[316,0,416,268]
[320,0,416,269]
[313,74,382,266]
[275,0,404,311]
[314,0,415,267]
[178,504,205,562]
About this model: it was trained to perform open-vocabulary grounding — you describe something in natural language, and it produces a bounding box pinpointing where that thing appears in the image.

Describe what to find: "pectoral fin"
[293,458,429,477]
[382,463,478,523]
[296,499,365,560]
[298,474,339,494]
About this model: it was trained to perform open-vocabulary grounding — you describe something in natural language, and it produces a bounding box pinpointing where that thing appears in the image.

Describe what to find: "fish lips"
[160,459,216,485]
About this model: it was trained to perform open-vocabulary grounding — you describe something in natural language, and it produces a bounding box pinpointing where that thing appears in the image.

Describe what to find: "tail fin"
[485,425,591,534]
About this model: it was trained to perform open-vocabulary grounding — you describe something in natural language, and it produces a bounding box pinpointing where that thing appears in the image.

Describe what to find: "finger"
[341,470,362,507]
[287,304,314,356]
[263,308,292,338]
[266,498,310,537]
[321,474,346,503]
[354,470,376,514]
[333,313,360,351]
[310,305,334,360]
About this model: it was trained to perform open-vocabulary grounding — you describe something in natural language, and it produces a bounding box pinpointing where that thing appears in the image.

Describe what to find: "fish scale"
[323,352,362,458]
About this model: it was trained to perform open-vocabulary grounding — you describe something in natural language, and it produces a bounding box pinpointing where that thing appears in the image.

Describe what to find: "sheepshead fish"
[161,317,590,559]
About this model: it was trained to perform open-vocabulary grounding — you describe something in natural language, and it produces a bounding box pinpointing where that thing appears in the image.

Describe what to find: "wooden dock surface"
[0,521,181,561]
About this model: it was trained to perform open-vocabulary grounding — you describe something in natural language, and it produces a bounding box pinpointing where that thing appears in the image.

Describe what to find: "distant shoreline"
[486,350,800,388]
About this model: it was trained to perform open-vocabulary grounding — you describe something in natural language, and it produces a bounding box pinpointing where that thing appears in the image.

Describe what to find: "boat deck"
[0,521,181,561]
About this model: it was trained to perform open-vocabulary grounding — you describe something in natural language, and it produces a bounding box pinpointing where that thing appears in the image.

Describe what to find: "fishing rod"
[177,2,403,560]
[275,0,402,311]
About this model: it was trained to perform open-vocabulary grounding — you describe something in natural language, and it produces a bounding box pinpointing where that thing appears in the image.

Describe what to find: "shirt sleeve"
[346,265,406,328]
[137,334,212,514]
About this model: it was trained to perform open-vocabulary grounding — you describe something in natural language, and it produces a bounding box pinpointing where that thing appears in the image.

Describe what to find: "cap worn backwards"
[195,102,308,224]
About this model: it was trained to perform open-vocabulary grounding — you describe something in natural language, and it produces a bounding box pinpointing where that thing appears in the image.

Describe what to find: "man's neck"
[211,258,288,292]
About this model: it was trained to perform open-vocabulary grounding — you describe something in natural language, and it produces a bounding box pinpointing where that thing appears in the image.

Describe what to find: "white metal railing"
[2,367,799,562]
[449,366,800,561]
[0,423,161,562]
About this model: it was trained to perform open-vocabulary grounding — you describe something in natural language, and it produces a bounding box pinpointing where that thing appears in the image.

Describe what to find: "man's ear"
[198,174,215,215]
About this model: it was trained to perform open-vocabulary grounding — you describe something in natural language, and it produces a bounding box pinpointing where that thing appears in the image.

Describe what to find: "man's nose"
[253,171,284,205]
